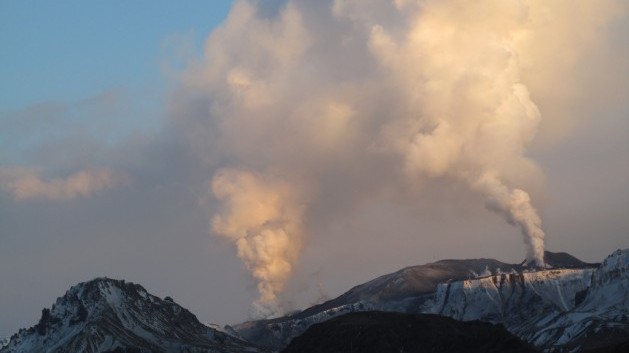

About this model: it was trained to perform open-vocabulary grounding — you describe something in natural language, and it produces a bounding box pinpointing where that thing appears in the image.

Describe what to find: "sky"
[1,0,628,338]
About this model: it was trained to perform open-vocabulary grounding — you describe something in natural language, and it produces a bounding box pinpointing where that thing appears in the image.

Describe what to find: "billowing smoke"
[174,0,622,314]
[211,168,304,317]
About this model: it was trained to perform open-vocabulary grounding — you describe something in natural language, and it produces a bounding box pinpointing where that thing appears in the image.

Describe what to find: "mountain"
[425,249,629,352]
[524,249,629,352]
[3,250,626,353]
[0,278,265,353]
[234,250,628,352]
[280,311,537,353]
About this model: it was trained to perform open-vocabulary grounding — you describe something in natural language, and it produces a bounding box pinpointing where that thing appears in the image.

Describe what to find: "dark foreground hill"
[281,311,537,353]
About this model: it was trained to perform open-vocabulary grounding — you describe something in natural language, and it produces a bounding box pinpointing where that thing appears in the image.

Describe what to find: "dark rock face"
[1,278,265,353]
[281,311,537,353]
[582,339,629,353]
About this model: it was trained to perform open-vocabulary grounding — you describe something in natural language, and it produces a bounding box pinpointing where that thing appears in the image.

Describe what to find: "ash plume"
[211,168,305,317]
[173,0,623,314]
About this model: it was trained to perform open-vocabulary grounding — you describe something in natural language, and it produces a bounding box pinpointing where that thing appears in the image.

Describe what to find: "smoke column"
[211,169,304,317]
[473,173,545,266]
[175,0,622,314]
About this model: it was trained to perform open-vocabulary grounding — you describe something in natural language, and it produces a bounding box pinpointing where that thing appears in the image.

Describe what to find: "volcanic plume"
[174,0,621,315]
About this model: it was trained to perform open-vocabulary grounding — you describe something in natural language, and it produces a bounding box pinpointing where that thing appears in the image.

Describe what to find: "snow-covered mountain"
[0,278,265,353]
[426,249,629,351]
[235,250,628,352]
[3,250,626,353]
[525,249,629,351]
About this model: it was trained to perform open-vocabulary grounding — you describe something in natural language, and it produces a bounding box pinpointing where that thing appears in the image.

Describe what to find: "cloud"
[3,168,128,201]
[167,0,627,312]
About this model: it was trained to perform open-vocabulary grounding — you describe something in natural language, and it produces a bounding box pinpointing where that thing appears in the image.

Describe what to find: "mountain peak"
[61,277,150,308]
[541,251,593,268]
[600,248,629,269]
[2,278,265,353]
[519,251,595,269]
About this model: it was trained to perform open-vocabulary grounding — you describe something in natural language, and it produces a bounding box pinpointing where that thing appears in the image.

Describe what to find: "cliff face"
[412,250,627,352]
[523,249,629,351]
[427,269,594,331]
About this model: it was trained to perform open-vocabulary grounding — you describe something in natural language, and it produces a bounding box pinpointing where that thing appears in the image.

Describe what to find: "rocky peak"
[2,278,265,353]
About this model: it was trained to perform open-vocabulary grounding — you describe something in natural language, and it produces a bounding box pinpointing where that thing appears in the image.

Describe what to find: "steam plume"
[211,169,304,316]
[177,0,622,313]
[473,173,545,266]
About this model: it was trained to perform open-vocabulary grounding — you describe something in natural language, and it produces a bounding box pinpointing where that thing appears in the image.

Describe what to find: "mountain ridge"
[2,250,625,353]
[289,250,597,321]
[234,250,626,352]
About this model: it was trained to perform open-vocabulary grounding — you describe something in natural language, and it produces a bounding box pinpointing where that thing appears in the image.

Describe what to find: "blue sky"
[0,0,233,167]
[0,0,231,109]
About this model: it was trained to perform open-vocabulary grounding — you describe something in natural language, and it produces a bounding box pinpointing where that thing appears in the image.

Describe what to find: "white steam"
[473,173,545,266]
[176,0,623,314]
[366,2,547,266]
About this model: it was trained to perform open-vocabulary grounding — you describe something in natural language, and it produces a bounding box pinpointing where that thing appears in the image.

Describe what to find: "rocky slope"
[0,278,265,353]
[235,250,627,352]
[525,249,629,352]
